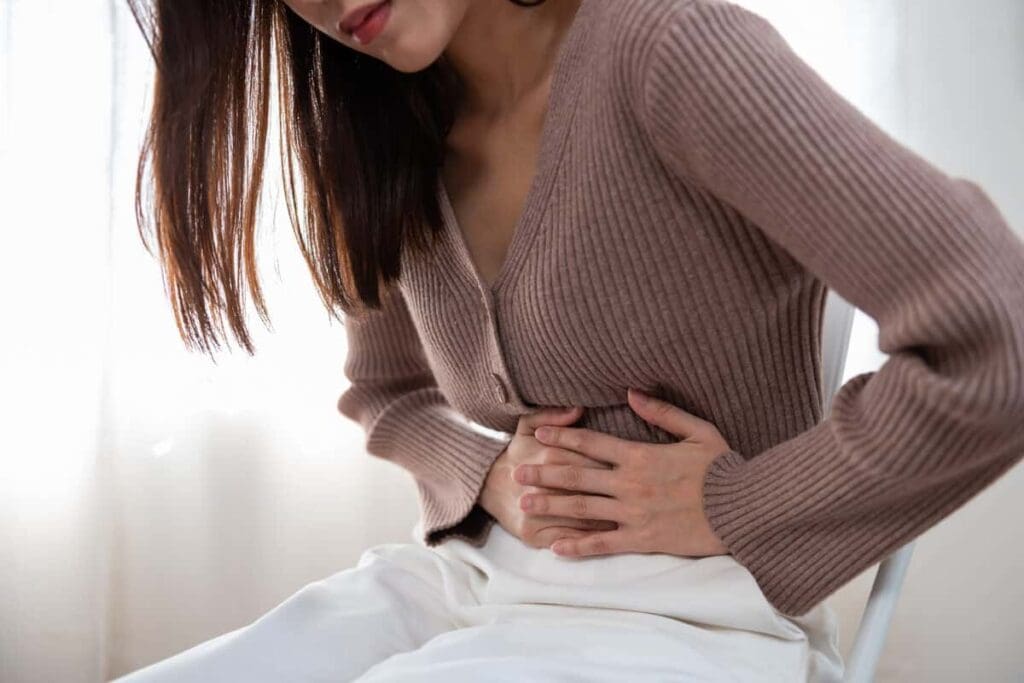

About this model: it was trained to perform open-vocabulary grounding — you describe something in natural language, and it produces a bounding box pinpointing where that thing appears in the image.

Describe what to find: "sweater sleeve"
[336,282,513,547]
[639,0,1024,617]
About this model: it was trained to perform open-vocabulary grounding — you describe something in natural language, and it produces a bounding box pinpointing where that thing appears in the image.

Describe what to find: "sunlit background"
[1,1,1022,681]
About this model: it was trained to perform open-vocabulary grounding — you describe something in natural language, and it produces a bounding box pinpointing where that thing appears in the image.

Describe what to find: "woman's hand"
[479,405,619,549]
[513,388,731,559]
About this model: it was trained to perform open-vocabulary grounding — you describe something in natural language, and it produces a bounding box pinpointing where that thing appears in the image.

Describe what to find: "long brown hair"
[126,0,546,356]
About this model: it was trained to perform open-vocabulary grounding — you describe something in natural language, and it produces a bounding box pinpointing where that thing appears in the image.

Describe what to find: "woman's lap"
[402,524,843,682]
[111,524,844,682]
[110,542,457,682]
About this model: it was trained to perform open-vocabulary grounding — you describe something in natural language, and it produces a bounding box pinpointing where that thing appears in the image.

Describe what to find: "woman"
[114,0,1024,680]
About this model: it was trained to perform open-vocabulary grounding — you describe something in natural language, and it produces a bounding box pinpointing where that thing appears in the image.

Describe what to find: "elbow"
[961,177,1024,422]
[336,384,376,430]
[979,289,1024,428]
[994,260,1024,417]
[1003,330,1024,426]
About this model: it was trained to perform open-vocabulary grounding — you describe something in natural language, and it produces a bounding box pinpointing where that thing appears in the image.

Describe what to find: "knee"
[260,579,340,628]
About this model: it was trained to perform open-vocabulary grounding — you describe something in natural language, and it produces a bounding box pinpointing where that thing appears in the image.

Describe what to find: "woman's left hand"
[514,387,731,559]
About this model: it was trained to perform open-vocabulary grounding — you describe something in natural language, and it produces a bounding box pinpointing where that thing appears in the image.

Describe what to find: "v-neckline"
[438,0,593,300]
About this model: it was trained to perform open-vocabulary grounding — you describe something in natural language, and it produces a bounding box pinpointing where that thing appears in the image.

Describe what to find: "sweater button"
[490,373,508,404]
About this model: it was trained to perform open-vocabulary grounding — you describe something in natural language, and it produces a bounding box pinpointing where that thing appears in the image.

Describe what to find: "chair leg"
[842,540,917,683]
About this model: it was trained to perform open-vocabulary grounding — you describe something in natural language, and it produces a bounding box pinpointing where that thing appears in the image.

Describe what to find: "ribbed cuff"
[418,434,511,547]
[700,425,879,617]
[349,381,514,549]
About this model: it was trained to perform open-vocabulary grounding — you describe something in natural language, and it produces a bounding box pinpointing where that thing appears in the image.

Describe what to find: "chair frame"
[820,289,916,683]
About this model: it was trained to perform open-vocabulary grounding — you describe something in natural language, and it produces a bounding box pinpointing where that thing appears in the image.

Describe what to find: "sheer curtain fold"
[1,3,413,680]
[1,2,115,681]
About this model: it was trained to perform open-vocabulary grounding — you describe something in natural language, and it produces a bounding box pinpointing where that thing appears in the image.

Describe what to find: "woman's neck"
[443,0,583,119]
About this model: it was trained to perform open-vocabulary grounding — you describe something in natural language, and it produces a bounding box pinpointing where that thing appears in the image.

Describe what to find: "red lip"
[339,1,388,34]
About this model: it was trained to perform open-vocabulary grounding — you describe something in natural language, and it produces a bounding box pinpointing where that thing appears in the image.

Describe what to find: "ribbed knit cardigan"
[336,0,1024,618]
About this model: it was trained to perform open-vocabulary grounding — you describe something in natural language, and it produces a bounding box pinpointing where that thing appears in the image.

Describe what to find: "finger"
[550,529,637,557]
[513,462,621,496]
[518,405,584,435]
[520,492,630,523]
[533,515,618,531]
[535,445,614,470]
[532,424,638,467]
[534,526,591,548]
[626,388,712,441]
[523,485,619,504]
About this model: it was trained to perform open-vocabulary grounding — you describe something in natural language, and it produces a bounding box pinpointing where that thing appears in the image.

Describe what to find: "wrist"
[478,457,508,518]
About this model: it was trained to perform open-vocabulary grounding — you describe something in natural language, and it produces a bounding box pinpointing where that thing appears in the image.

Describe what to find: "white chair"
[819,289,916,683]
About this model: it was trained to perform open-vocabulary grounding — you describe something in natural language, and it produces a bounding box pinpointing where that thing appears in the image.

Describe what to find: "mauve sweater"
[336,0,1024,617]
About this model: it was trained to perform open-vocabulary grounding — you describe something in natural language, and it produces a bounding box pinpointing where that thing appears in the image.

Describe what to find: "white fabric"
[111,524,844,682]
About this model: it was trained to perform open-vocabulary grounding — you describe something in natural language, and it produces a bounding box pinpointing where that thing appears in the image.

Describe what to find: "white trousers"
[112,523,844,682]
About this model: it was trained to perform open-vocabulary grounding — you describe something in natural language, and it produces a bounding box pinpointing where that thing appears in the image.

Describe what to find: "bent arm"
[337,283,512,546]
[639,0,1024,616]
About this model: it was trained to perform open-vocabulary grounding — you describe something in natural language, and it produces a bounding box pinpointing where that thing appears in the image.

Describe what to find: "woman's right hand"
[479,406,619,549]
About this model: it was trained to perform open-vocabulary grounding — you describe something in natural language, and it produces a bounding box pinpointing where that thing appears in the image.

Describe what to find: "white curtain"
[1,2,419,680]
[1,2,1021,681]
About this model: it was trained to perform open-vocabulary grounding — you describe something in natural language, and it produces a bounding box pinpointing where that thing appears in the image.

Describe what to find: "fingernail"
[630,388,648,405]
